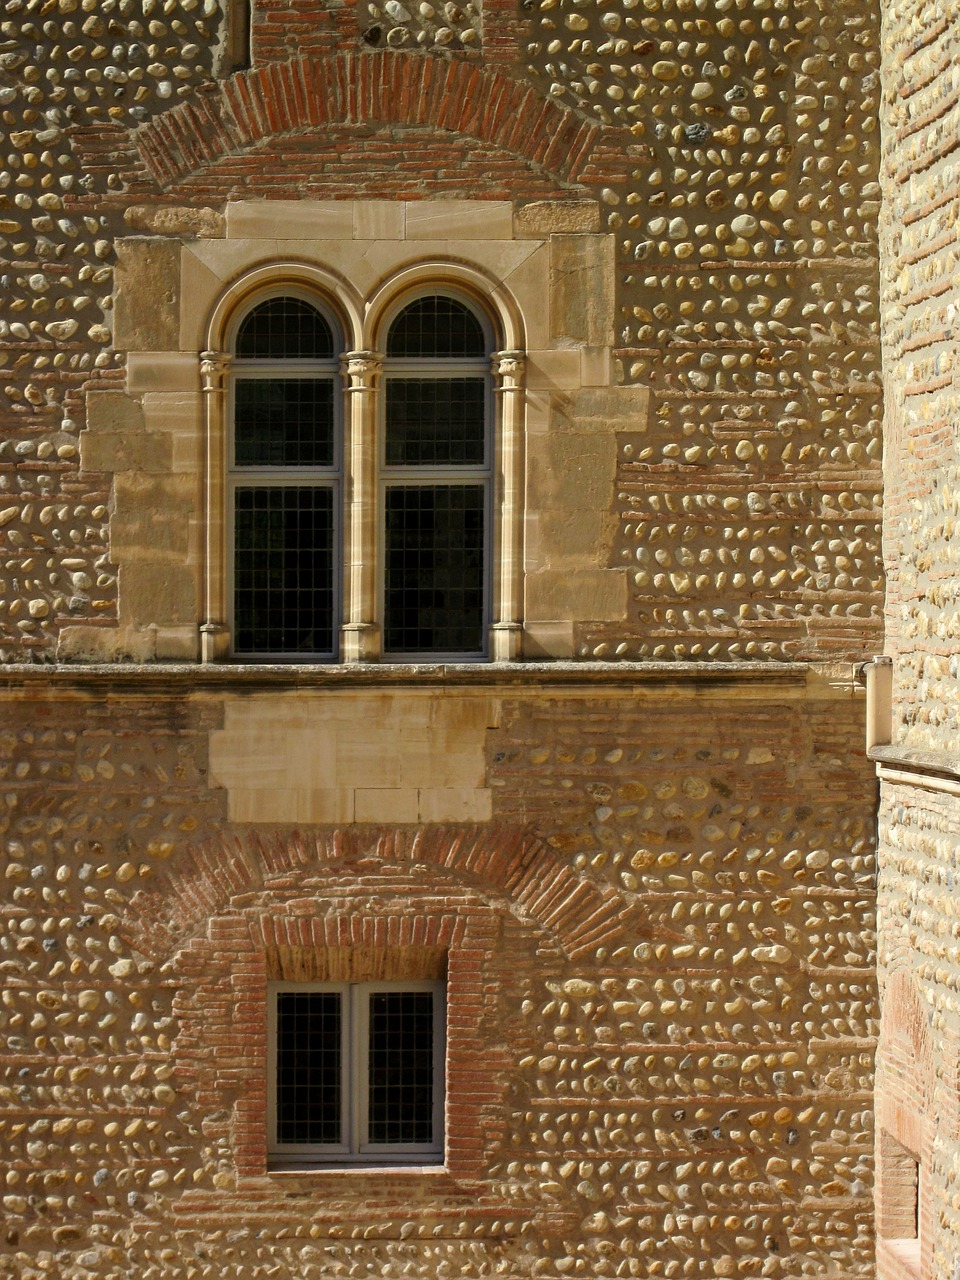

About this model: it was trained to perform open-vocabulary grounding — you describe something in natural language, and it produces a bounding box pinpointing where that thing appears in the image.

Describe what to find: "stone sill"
[0,659,837,697]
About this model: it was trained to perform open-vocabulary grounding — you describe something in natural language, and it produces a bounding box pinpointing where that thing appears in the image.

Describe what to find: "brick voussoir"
[128,52,604,189]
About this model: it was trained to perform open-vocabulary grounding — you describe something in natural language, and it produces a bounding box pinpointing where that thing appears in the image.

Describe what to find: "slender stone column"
[340,351,384,663]
[490,350,525,662]
[200,351,231,663]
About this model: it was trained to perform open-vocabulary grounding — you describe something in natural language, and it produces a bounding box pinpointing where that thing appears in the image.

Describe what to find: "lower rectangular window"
[268,980,445,1164]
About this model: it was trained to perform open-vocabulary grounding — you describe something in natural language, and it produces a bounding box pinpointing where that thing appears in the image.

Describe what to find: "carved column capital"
[341,350,384,391]
[200,350,230,392]
[492,350,525,389]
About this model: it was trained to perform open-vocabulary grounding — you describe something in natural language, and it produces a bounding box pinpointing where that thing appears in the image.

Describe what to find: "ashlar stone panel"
[209,691,498,823]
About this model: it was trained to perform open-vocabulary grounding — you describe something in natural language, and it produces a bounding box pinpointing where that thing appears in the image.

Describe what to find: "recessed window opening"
[381,293,492,660]
[267,980,445,1165]
[228,293,342,661]
[878,1128,922,1274]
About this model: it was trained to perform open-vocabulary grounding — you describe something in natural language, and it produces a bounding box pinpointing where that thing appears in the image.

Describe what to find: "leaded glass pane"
[235,297,334,360]
[386,296,486,358]
[276,992,341,1145]
[384,485,485,654]
[385,378,486,466]
[234,486,335,655]
[367,991,434,1145]
[235,379,335,467]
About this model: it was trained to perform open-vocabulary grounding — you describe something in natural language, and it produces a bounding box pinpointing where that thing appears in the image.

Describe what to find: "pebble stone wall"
[879,0,960,753]
[0,679,877,1280]
[0,0,883,664]
[876,0,960,1276]
[0,1,887,1279]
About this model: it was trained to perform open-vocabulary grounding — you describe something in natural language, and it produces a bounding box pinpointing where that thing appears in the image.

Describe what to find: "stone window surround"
[97,199,628,667]
[201,262,525,664]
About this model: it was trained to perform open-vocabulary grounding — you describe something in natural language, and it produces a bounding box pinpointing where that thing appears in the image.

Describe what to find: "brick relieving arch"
[132,51,636,192]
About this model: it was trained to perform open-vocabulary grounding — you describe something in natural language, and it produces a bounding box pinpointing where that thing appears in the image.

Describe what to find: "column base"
[489,622,523,663]
[200,622,230,663]
[341,622,381,663]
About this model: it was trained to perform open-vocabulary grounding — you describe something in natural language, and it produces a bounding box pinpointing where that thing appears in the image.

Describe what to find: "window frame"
[378,289,495,662]
[225,288,344,663]
[201,260,527,666]
[266,979,446,1167]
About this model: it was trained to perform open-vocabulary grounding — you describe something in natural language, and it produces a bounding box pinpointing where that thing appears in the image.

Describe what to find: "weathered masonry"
[0,1,901,1279]
[873,1,960,1277]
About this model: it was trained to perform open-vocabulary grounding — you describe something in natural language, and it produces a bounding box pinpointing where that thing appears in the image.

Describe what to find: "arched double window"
[210,282,521,664]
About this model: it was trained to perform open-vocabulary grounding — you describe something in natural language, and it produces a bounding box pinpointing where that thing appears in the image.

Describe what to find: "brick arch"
[133,52,631,191]
[122,824,635,962]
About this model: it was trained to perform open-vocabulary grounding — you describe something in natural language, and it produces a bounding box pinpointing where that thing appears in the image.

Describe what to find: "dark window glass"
[384,486,485,654]
[236,297,335,360]
[234,486,335,655]
[367,991,434,1145]
[235,379,335,467]
[386,296,486,359]
[385,378,486,467]
[276,992,341,1145]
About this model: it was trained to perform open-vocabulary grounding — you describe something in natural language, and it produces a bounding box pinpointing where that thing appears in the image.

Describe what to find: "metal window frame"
[227,292,343,662]
[378,304,494,662]
[267,980,446,1165]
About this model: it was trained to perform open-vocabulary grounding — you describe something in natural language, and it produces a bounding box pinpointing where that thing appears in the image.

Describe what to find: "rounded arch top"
[364,260,526,355]
[877,968,935,1150]
[233,293,338,360]
[385,293,489,360]
[205,260,365,355]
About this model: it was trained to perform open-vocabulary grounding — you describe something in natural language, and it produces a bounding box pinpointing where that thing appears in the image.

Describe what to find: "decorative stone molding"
[200,349,231,392]
[200,350,231,661]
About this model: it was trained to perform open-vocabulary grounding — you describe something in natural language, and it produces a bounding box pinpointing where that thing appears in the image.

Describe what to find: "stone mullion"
[490,351,525,662]
[200,351,231,663]
[340,351,384,663]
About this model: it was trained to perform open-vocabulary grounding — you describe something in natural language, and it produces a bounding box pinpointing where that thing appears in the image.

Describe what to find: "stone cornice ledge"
[870,743,960,794]
[0,660,846,697]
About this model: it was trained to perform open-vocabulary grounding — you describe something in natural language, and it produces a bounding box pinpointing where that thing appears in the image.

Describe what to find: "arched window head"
[386,295,487,359]
[381,292,492,658]
[235,296,335,360]
[229,293,342,660]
